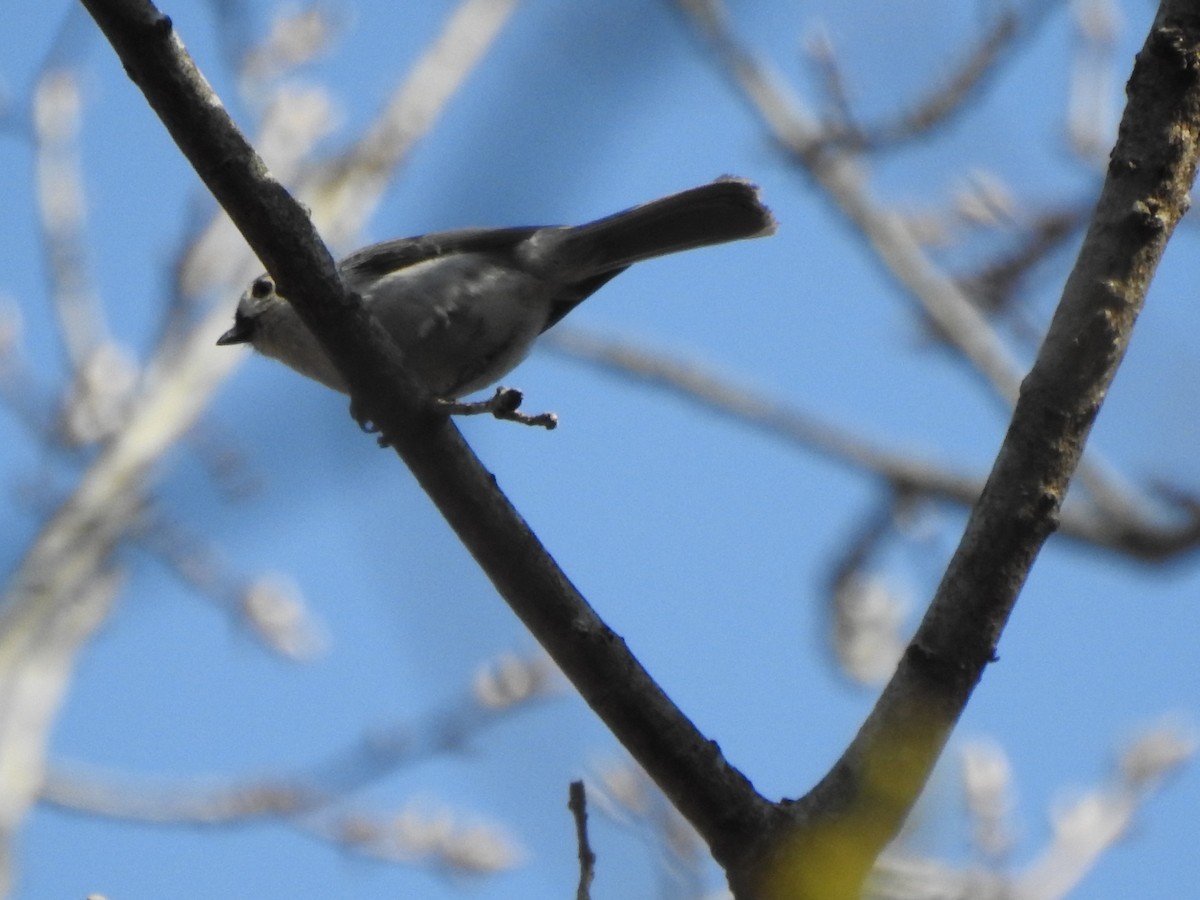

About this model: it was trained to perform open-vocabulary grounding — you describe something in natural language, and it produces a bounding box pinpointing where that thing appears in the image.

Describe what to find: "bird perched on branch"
[218,178,775,412]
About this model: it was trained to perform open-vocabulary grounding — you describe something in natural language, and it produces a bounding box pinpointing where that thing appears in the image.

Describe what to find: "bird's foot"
[437,387,558,430]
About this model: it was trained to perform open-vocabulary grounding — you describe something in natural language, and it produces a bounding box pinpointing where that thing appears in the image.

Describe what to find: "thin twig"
[544,328,1200,561]
[865,10,1022,148]
[43,652,557,824]
[568,781,596,900]
[957,204,1090,320]
[33,68,102,372]
[808,10,1028,152]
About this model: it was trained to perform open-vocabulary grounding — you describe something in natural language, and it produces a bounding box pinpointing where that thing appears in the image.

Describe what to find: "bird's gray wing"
[337,226,628,332]
[337,227,544,283]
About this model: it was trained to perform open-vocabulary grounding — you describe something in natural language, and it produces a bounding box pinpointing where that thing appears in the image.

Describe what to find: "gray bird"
[217,178,775,400]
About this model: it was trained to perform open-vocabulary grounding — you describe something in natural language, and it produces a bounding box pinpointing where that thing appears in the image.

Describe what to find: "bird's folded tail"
[522,177,776,277]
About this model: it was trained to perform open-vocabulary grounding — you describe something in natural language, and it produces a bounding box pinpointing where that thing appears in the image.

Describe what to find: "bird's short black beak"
[216,317,253,346]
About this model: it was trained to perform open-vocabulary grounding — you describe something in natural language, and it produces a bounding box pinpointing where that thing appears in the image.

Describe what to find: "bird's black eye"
[250,276,274,299]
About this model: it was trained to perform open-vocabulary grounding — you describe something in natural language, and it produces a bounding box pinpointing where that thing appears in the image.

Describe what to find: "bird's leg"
[438,387,558,430]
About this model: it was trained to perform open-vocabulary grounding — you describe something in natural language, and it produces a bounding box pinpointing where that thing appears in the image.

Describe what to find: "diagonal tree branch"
[78,0,777,870]
[732,5,1200,898]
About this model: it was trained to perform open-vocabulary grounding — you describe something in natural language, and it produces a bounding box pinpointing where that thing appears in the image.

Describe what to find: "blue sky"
[3,1,1199,898]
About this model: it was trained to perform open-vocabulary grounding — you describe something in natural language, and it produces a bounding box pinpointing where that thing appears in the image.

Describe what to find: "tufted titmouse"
[217,178,775,400]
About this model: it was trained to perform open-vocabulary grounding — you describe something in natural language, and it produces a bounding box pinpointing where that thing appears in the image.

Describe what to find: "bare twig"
[807,10,1026,153]
[864,10,1022,149]
[1068,0,1122,162]
[43,654,549,875]
[42,652,557,822]
[825,500,910,685]
[0,307,59,441]
[544,328,1200,561]
[307,803,523,873]
[32,65,142,448]
[32,67,104,374]
[957,204,1090,320]
[0,570,121,896]
[568,781,596,900]
[803,26,860,139]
